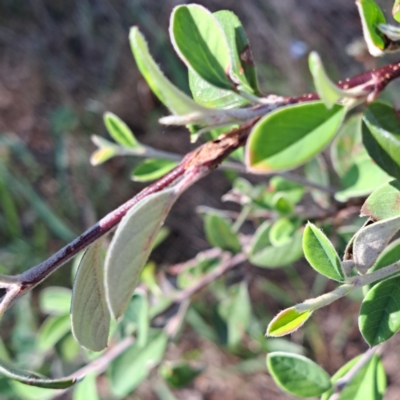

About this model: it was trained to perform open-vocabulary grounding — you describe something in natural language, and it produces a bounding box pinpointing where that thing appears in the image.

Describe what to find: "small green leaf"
[269,218,296,247]
[129,27,207,116]
[132,159,178,182]
[308,52,345,109]
[356,0,387,56]
[267,307,312,337]
[39,287,71,315]
[359,276,400,345]
[303,223,344,281]
[160,362,202,389]
[73,373,99,400]
[105,187,179,319]
[109,333,168,397]
[267,352,331,397]
[353,215,400,274]
[213,10,258,93]
[321,354,386,400]
[90,147,116,166]
[394,0,400,22]
[203,213,241,253]
[37,315,71,352]
[0,358,76,389]
[71,237,110,352]
[362,102,400,180]
[170,5,234,90]
[361,180,400,221]
[249,222,303,268]
[104,112,139,148]
[246,102,346,172]
[124,291,149,348]
[269,177,305,204]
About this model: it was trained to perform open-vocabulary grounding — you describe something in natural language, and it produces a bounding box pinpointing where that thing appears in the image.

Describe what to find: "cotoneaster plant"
[1,0,400,399]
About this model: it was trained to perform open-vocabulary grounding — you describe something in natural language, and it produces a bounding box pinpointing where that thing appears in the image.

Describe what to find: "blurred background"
[0,0,400,399]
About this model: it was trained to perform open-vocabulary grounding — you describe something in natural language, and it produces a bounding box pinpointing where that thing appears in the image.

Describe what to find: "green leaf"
[246,102,346,172]
[132,159,178,182]
[267,352,331,397]
[124,291,149,348]
[353,215,400,274]
[308,52,345,109]
[170,5,234,90]
[394,0,400,22]
[217,282,252,347]
[105,187,179,319]
[267,307,312,337]
[249,222,304,268]
[356,0,387,56]
[104,112,139,148]
[71,237,110,352]
[360,276,400,345]
[269,177,305,205]
[361,180,400,221]
[213,10,258,93]
[39,286,71,316]
[160,362,202,389]
[129,27,207,115]
[0,358,76,389]
[304,155,330,208]
[335,157,390,202]
[109,333,168,397]
[90,135,118,166]
[37,315,71,352]
[269,218,297,247]
[362,102,400,180]
[203,213,241,253]
[321,354,386,400]
[73,373,99,400]
[303,223,344,281]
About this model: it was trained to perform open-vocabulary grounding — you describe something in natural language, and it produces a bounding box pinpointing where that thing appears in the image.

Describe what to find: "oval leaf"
[362,102,400,180]
[71,237,110,352]
[105,187,179,319]
[0,358,76,389]
[37,315,71,352]
[267,307,312,337]
[267,352,331,397]
[361,180,400,221]
[104,112,139,148]
[321,354,386,400]
[170,4,234,90]
[132,159,178,183]
[359,276,400,346]
[129,27,207,116]
[203,213,241,253]
[303,223,344,281]
[249,222,303,268]
[356,0,387,56]
[353,215,400,274]
[246,102,346,172]
[269,218,296,247]
[39,286,72,316]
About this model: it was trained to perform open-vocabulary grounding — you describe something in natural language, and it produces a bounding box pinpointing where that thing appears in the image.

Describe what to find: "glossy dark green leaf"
[129,27,207,115]
[105,187,179,319]
[353,215,400,274]
[170,5,234,90]
[362,102,400,180]
[249,222,303,268]
[132,159,178,182]
[71,238,110,352]
[267,308,312,337]
[109,333,168,397]
[39,287,71,316]
[246,102,346,172]
[37,315,71,352]
[361,180,400,221]
[104,112,139,148]
[356,0,387,56]
[303,223,344,281]
[267,352,331,397]
[0,358,76,389]
[214,10,258,93]
[359,276,400,346]
[321,354,386,400]
[204,214,241,253]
